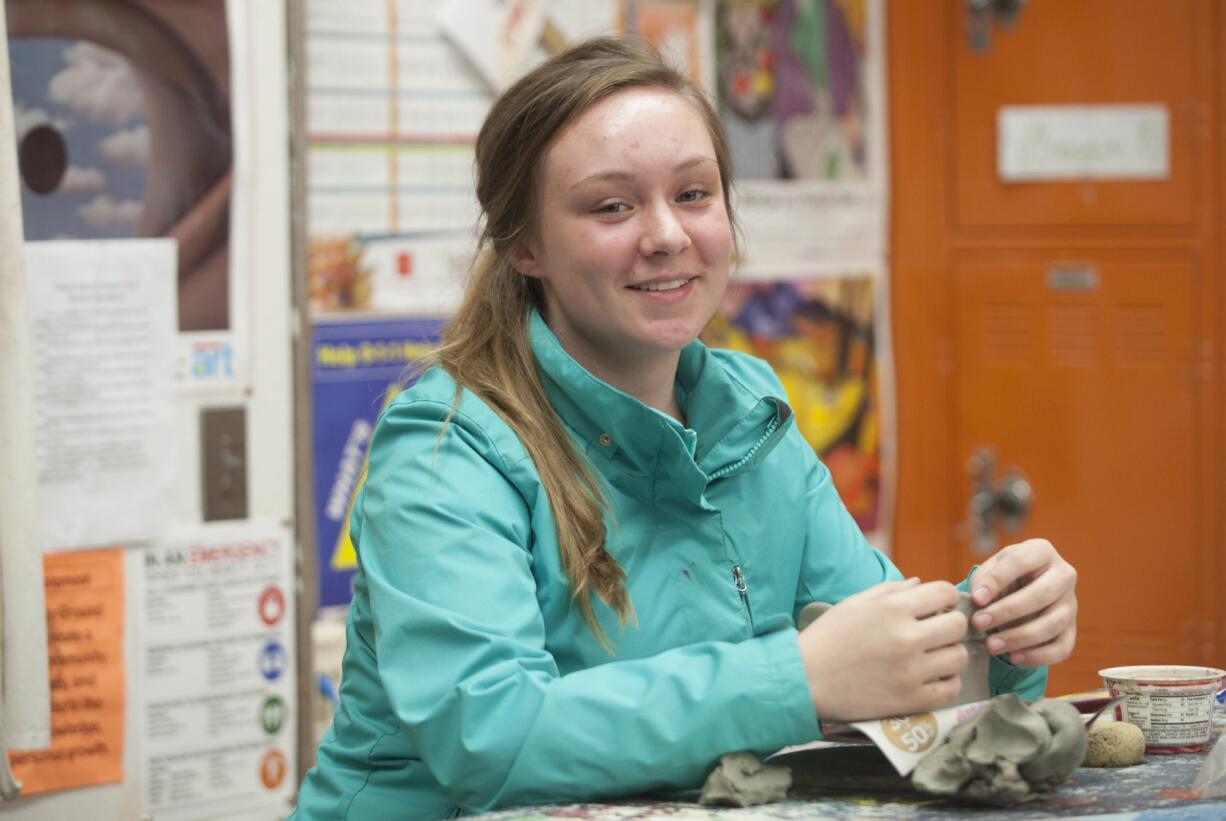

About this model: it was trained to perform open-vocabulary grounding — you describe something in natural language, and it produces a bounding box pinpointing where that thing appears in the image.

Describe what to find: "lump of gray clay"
[1083,722,1145,767]
[699,751,791,807]
[911,693,1087,805]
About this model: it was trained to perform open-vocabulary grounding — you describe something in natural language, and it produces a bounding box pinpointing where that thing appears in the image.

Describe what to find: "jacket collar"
[528,310,789,479]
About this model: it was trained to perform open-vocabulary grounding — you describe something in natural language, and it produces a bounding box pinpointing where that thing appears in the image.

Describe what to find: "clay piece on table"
[1083,722,1145,767]
[911,693,1087,805]
[699,751,792,807]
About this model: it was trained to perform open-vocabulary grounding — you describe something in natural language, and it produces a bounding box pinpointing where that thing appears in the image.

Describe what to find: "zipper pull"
[732,565,748,595]
[732,565,754,635]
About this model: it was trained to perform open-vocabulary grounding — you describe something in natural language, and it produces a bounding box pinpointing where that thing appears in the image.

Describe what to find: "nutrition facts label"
[1118,688,1215,746]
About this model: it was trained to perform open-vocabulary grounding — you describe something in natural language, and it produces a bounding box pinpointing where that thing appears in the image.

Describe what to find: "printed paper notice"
[26,240,177,551]
[8,549,126,794]
[138,525,296,820]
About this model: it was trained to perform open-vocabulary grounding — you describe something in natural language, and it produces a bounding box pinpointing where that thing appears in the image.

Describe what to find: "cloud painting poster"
[8,0,233,332]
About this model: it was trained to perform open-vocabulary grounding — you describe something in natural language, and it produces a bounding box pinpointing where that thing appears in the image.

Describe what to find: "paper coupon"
[768,699,994,775]
[851,700,992,776]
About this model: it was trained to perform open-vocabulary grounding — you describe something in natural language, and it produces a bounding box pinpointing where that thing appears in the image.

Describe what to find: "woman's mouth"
[628,277,695,292]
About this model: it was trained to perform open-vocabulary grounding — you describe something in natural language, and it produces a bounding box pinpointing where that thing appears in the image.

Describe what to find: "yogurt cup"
[1099,665,1226,753]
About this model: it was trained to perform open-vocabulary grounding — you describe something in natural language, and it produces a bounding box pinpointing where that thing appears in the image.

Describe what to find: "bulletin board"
[3,2,298,819]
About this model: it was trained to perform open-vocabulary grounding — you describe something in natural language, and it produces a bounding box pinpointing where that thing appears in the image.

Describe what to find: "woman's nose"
[638,202,692,257]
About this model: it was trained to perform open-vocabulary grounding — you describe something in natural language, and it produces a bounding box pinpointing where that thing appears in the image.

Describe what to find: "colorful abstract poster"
[8,0,233,333]
[702,277,882,533]
[311,317,445,611]
[715,0,885,276]
[717,0,867,180]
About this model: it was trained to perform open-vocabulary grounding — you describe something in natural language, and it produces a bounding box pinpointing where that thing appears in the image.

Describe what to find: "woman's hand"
[796,579,970,722]
[969,538,1078,667]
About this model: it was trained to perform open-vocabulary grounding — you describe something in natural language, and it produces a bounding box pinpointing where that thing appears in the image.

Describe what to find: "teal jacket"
[293,312,1045,819]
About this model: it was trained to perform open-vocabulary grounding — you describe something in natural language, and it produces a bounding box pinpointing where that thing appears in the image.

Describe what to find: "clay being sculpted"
[798,591,990,707]
[911,693,1087,805]
[952,591,991,705]
[699,751,792,807]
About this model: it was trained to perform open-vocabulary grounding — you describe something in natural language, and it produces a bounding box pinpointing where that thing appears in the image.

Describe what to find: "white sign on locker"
[998,104,1169,182]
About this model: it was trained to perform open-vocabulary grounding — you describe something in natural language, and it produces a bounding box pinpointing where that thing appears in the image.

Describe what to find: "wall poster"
[311,317,445,612]
[712,0,892,544]
[716,0,886,274]
[703,275,883,534]
[136,523,296,821]
[7,0,250,392]
[7,549,126,796]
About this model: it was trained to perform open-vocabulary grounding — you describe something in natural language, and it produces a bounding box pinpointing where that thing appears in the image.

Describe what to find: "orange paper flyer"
[8,548,125,794]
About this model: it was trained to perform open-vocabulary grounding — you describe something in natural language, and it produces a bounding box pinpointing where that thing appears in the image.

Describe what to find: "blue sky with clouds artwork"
[10,36,149,240]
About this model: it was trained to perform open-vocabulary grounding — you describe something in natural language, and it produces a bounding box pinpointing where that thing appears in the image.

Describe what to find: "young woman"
[292,37,1078,819]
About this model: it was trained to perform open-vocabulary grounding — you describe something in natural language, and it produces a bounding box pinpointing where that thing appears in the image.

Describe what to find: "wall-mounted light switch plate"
[201,407,248,521]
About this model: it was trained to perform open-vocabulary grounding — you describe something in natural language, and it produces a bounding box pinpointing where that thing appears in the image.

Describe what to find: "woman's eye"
[595,202,629,214]
[678,188,707,203]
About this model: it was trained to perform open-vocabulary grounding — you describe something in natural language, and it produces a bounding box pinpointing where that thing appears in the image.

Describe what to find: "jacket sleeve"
[793,440,1047,702]
[357,397,820,813]
[794,440,903,612]
[986,650,1047,700]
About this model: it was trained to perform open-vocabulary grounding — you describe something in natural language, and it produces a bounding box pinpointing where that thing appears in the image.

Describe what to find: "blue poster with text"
[311,317,444,611]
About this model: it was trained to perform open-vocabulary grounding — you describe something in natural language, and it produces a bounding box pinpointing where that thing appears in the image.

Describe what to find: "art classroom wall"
[301,0,895,623]
[3,2,295,819]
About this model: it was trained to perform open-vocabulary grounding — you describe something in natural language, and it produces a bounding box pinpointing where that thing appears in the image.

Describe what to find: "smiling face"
[512,87,733,384]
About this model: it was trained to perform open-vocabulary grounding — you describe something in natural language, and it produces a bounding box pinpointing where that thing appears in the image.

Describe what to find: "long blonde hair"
[428,37,737,647]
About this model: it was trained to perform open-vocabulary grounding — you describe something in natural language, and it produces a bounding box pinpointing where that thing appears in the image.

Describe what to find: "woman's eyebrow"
[673,155,718,172]
[570,156,718,189]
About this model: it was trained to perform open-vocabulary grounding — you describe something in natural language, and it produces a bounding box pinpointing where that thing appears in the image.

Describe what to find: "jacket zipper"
[708,415,781,480]
[732,565,754,635]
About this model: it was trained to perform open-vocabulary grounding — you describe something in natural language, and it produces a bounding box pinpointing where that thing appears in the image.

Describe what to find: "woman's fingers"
[970,540,1077,632]
[970,538,1055,606]
[917,641,970,682]
[985,598,1079,658]
[1001,623,1079,667]
[985,600,1072,651]
[798,560,1075,722]
[913,609,970,649]
[896,580,961,618]
[850,577,920,601]
[972,563,1069,632]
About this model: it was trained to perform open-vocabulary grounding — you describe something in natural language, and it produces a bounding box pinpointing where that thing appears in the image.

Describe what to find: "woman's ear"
[508,237,544,280]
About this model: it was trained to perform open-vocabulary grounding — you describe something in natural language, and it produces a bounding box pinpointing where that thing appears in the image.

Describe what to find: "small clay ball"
[1083,722,1145,767]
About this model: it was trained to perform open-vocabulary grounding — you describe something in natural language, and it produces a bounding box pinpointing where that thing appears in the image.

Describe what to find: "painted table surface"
[472,718,1226,821]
